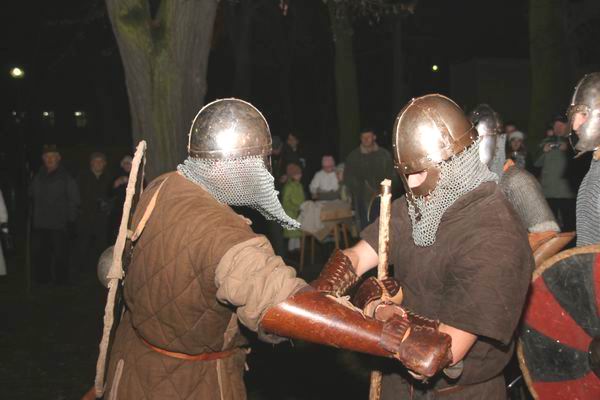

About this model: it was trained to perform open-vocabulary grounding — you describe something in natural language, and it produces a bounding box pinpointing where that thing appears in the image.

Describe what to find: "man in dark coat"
[30,145,80,284]
[74,152,112,274]
[344,129,397,229]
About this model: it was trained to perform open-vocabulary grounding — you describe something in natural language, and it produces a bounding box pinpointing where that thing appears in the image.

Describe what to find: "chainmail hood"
[407,138,498,247]
[177,155,301,230]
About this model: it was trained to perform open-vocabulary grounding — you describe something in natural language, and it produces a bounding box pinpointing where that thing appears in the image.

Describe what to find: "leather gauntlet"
[399,311,453,377]
[311,250,358,296]
[353,276,403,315]
[260,288,452,377]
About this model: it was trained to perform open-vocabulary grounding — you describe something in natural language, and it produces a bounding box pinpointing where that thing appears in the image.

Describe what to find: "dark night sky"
[0,0,551,175]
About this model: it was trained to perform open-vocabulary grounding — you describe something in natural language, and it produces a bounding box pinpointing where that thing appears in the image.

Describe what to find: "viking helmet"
[188,98,272,163]
[179,98,300,229]
[393,94,478,197]
[567,72,600,154]
[468,104,502,166]
[392,94,496,247]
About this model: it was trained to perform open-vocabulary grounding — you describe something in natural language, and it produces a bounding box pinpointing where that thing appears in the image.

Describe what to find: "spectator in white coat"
[309,155,340,200]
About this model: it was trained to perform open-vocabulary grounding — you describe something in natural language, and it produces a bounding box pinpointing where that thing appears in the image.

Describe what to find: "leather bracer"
[260,289,453,377]
[311,250,358,296]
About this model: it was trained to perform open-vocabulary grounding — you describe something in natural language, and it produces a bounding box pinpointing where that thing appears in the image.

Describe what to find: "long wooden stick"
[369,179,392,400]
[94,141,146,397]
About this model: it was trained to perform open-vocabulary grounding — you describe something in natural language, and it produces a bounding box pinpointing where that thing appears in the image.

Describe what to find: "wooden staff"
[369,179,392,400]
[94,140,146,397]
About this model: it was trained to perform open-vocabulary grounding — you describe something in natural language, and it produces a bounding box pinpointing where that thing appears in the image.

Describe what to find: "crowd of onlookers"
[505,115,584,232]
[23,144,133,285]
[0,112,584,283]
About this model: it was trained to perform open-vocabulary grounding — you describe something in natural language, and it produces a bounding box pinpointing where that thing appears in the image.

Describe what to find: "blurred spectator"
[507,131,528,170]
[504,121,518,135]
[344,129,396,230]
[282,163,305,252]
[535,116,576,231]
[30,145,80,285]
[109,155,132,242]
[271,136,284,189]
[280,133,306,182]
[0,189,7,276]
[336,163,351,203]
[309,155,340,200]
[74,152,112,274]
[266,137,285,256]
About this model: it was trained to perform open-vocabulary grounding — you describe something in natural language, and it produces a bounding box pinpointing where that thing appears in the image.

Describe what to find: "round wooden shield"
[518,245,600,399]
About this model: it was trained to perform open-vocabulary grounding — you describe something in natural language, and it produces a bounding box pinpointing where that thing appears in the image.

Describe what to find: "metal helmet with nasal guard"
[393,94,478,198]
[468,104,502,166]
[188,98,272,166]
[567,72,600,154]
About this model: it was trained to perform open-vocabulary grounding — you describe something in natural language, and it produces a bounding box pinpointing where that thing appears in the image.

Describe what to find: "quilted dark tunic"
[362,182,534,399]
[104,172,257,400]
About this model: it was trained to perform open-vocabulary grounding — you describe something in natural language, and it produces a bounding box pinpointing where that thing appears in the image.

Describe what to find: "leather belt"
[137,332,237,362]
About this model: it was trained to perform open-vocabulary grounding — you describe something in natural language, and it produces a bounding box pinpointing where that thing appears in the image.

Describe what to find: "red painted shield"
[518,245,600,399]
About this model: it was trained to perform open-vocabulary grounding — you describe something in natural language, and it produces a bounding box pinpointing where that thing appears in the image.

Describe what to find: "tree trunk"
[105,0,218,179]
[328,3,360,159]
[528,0,573,148]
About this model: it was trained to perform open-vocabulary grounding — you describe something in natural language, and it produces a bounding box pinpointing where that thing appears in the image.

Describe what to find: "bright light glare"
[43,111,49,117]
[10,67,24,78]
[74,111,83,117]
[432,65,439,72]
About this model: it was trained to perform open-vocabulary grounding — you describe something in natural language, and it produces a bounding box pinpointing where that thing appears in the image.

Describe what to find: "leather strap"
[131,177,169,242]
[137,331,237,361]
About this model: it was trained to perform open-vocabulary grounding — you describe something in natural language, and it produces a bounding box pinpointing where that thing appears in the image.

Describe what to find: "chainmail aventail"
[407,139,498,247]
[178,156,301,230]
[576,158,600,246]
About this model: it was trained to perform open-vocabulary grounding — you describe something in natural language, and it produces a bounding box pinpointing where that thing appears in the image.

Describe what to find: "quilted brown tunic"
[104,172,261,400]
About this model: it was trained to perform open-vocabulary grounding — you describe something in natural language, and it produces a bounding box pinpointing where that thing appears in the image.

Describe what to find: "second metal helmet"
[468,104,502,166]
[188,98,272,160]
[393,94,478,197]
[567,72,600,154]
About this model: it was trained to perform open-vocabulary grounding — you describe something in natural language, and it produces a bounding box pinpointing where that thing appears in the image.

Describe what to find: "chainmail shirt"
[500,166,559,233]
[489,133,506,178]
[178,155,301,230]
[576,158,600,246]
[407,139,498,247]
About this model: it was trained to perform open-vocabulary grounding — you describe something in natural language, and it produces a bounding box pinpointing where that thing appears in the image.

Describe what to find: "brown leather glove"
[398,311,453,377]
[353,276,403,318]
[311,249,358,296]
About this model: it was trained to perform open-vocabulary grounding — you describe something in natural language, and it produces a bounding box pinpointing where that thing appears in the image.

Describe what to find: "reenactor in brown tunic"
[324,95,534,399]
[101,99,453,400]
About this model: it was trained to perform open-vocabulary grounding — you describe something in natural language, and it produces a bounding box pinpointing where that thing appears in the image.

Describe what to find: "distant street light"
[10,67,25,79]
[432,65,439,72]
